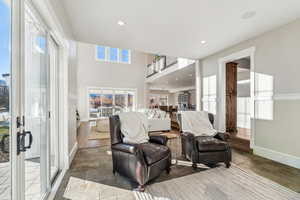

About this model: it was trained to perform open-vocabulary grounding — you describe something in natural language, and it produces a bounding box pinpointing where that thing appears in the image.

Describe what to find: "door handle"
[17,130,33,154]
[0,134,9,153]
[23,131,33,150]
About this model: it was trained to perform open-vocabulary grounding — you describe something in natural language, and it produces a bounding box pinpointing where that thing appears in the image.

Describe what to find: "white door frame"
[217,47,256,148]
[13,0,70,199]
[11,0,24,199]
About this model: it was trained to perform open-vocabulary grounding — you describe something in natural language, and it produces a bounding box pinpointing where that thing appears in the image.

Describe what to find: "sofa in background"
[139,109,171,132]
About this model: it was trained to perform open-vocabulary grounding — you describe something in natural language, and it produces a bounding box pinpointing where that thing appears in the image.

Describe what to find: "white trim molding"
[218,47,256,148]
[253,146,300,169]
[273,93,300,100]
[69,142,78,166]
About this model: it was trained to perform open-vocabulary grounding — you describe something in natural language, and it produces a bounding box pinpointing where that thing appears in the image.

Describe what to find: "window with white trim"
[96,45,131,64]
[254,73,274,120]
[237,97,251,128]
[202,75,217,114]
[88,88,136,119]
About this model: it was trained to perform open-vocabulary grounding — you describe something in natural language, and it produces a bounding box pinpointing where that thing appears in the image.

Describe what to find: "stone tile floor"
[0,160,41,200]
[0,159,57,200]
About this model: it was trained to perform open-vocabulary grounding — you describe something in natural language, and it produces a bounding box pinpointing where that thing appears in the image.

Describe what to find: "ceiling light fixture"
[117,20,126,26]
[201,40,206,44]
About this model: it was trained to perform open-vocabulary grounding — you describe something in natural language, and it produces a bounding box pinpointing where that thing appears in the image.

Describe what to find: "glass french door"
[0,0,12,200]
[48,36,60,183]
[23,4,49,199]
[0,1,61,199]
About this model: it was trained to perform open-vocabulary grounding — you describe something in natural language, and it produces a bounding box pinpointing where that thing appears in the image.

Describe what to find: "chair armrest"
[181,132,195,140]
[111,143,138,154]
[214,132,230,141]
[149,135,168,145]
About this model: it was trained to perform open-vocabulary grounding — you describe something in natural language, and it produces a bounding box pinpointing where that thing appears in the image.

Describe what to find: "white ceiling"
[59,0,300,59]
[149,64,195,91]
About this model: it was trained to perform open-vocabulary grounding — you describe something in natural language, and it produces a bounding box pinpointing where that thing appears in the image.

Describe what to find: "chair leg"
[206,163,217,168]
[192,163,197,169]
[112,169,116,175]
[137,185,145,192]
[166,167,171,174]
[225,162,231,168]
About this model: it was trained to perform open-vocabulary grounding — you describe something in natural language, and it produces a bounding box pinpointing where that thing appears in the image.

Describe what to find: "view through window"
[96,45,131,64]
[89,88,136,119]
[0,0,11,199]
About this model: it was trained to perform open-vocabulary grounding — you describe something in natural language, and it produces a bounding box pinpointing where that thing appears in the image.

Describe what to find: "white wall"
[67,41,78,153]
[200,19,300,166]
[77,42,148,120]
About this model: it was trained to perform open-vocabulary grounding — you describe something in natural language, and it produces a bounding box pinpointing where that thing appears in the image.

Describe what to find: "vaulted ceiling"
[56,0,300,59]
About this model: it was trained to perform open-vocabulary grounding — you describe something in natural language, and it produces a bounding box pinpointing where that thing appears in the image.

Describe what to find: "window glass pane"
[128,92,134,111]
[203,102,209,113]
[115,91,127,114]
[36,36,46,53]
[89,93,101,119]
[109,47,118,62]
[203,77,209,95]
[100,91,114,117]
[209,75,217,95]
[0,0,11,199]
[97,46,106,60]
[121,49,129,63]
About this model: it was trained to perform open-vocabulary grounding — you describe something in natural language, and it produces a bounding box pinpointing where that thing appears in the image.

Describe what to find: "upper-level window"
[96,45,131,64]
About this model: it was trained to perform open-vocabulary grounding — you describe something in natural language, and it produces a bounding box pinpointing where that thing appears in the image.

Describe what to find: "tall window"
[89,88,136,119]
[202,75,217,114]
[96,45,131,64]
[237,97,251,128]
[254,73,273,120]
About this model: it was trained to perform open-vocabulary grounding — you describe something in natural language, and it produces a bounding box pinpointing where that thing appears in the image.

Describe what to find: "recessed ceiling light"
[242,11,256,20]
[201,40,206,44]
[117,20,126,26]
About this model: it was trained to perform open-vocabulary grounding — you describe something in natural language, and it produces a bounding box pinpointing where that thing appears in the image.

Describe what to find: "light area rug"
[88,128,110,140]
[63,165,300,200]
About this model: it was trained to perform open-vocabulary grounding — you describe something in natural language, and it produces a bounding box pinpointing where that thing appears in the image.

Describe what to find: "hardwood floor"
[236,127,251,140]
[77,122,110,149]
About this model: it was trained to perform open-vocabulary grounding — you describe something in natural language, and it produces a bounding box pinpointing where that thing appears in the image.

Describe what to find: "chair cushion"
[195,136,229,152]
[139,143,170,165]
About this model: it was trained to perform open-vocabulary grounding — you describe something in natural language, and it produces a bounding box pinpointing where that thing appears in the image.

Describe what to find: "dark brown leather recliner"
[178,113,231,168]
[109,115,172,191]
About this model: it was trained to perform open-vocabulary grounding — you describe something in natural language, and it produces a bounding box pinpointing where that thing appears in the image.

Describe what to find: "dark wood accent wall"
[226,62,238,133]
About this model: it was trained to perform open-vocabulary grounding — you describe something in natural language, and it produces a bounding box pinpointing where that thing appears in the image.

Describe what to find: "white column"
[195,60,202,111]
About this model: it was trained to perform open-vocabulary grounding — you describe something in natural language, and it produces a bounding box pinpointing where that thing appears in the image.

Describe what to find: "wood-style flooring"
[54,122,300,199]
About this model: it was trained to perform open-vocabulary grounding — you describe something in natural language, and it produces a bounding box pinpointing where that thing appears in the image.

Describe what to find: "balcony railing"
[146,56,178,78]
[146,56,195,78]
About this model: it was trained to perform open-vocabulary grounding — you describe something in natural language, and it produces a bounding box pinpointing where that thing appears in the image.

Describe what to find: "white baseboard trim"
[253,145,300,169]
[69,142,78,165]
